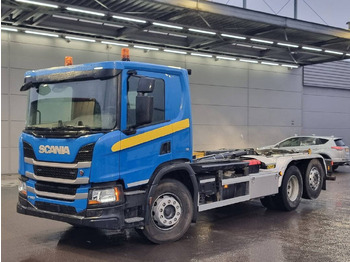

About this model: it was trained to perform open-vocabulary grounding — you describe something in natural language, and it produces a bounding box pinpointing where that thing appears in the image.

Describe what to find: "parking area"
[2,167,350,262]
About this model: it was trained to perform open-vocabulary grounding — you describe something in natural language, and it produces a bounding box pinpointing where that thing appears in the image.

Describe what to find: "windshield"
[26,76,118,131]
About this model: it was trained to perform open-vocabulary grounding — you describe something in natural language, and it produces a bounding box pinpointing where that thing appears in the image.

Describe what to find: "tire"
[260,196,279,210]
[275,166,303,211]
[302,159,324,199]
[142,179,193,244]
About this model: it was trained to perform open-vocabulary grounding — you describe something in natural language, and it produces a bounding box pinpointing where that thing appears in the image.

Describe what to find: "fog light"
[88,186,123,205]
[18,180,27,196]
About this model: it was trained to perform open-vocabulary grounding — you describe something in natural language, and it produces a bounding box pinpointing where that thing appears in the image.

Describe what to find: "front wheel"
[303,159,324,199]
[142,179,193,244]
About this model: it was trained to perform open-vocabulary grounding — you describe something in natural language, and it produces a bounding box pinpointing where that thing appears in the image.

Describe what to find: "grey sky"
[211,0,350,29]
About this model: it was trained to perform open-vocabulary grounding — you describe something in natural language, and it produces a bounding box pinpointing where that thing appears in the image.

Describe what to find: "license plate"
[346,148,349,152]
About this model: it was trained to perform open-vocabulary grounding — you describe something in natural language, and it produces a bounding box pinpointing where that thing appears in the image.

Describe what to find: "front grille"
[23,142,36,160]
[75,143,95,162]
[34,166,77,180]
[35,181,79,195]
[35,201,77,215]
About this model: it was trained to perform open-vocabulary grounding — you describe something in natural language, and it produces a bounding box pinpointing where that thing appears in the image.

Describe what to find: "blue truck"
[17,52,330,243]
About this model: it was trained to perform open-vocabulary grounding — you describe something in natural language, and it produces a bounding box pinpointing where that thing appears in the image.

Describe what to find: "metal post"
[243,0,247,9]
[294,0,298,19]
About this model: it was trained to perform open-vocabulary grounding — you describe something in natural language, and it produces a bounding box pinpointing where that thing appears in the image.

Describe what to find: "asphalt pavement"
[2,167,350,262]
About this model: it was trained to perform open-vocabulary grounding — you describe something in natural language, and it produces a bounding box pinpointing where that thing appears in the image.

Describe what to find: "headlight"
[88,185,124,205]
[18,180,27,197]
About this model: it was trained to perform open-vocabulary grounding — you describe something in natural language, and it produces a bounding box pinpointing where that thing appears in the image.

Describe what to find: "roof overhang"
[2,0,350,66]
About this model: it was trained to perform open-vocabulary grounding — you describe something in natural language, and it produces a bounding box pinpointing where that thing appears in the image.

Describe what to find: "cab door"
[119,70,172,188]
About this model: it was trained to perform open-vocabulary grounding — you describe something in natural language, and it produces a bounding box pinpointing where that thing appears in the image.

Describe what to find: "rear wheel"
[142,179,193,244]
[303,159,324,199]
[275,166,303,211]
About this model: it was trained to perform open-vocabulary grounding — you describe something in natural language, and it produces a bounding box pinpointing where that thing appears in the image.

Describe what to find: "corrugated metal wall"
[302,61,350,144]
[303,61,350,90]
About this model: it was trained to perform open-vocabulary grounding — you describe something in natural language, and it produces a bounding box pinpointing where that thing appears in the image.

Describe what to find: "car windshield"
[26,77,118,130]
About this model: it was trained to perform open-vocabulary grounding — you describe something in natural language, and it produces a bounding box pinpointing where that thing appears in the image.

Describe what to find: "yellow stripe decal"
[111,119,190,152]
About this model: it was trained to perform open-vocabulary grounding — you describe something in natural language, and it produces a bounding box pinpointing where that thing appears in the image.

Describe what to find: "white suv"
[258,136,350,170]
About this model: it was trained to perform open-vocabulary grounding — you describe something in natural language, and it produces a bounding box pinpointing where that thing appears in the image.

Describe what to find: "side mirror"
[137,77,155,93]
[20,81,35,92]
[136,95,153,126]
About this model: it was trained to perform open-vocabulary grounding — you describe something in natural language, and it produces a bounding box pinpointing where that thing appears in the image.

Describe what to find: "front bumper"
[17,195,126,230]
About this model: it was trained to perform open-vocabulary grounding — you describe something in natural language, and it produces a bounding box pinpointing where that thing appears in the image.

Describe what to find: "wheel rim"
[151,193,182,230]
[309,167,321,191]
[287,175,299,202]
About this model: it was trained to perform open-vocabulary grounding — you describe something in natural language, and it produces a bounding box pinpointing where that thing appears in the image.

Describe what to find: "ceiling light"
[112,15,146,23]
[261,62,279,66]
[144,30,168,35]
[152,22,183,30]
[302,46,322,52]
[281,64,299,68]
[103,23,123,28]
[346,54,350,56]
[324,50,343,55]
[252,46,267,50]
[134,45,159,51]
[65,36,96,42]
[52,15,78,21]
[189,28,216,35]
[164,49,187,54]
[169,33,187,38]
[216,56,236,61]
[221,33,246,40]
[25,30,59,37]
[235,43,252,48]
[16,0,58,8]
[66,7,105,16]
[240,59,258,63]
[1,27,18,32]
[251,38,274,44]
[79,19,103,25]
[190,53,212,58]
[101,41,128,47]
[277,42,299,48]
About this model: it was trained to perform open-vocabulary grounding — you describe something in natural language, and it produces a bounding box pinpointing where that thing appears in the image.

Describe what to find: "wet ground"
[2,167,350,262]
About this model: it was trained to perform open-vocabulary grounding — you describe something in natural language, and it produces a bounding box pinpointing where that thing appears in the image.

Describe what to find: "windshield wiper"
[50,125,91,131]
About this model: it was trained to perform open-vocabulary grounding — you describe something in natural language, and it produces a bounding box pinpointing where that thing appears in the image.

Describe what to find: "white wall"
[2,32,304,174]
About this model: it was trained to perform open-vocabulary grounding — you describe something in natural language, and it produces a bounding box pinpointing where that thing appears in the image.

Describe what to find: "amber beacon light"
[121,48,130,61]
[65,56,73,66]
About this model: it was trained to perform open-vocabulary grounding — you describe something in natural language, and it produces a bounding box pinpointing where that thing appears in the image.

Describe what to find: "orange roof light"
[65,56,73,66]
[121,48,130,61]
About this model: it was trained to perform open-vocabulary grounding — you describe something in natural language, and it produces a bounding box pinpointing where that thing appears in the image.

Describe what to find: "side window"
[300,137,316,146]
[127,75,165,127]
[279,138,300,147]
[316,138,328,145]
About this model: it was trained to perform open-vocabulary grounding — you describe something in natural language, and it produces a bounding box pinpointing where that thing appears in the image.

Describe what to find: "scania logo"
[39,145,70,155]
